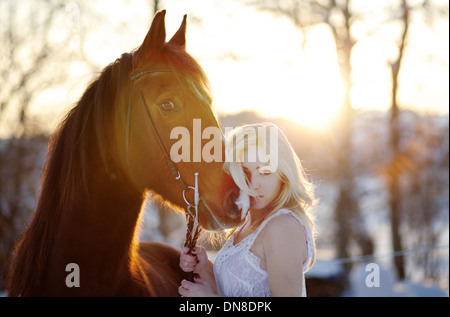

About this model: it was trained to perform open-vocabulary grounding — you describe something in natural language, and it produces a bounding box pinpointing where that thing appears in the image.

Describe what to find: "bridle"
[123,61,212,283]
[124,59,240,281]
[122,50,232,235]
[125,67,200,229]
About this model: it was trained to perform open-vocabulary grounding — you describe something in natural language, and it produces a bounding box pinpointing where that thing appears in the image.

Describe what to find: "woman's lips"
[250,195,263,202]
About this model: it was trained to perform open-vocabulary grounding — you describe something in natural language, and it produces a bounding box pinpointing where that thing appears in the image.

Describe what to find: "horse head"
[116,11,244,230]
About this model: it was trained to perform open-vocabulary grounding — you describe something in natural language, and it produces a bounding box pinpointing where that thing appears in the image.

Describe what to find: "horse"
[6,10,244,296]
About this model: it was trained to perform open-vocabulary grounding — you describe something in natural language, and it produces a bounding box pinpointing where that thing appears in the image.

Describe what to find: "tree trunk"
[388,0,409,280]
[332,0,359,280]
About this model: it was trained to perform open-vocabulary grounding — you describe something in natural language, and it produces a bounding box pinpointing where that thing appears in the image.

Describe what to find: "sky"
[30,0,449,132]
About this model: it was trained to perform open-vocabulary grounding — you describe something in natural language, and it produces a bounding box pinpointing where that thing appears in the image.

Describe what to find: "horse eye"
[159,101,175,112]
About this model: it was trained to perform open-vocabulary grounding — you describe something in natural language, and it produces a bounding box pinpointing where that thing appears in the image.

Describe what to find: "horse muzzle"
[197,188,245,231]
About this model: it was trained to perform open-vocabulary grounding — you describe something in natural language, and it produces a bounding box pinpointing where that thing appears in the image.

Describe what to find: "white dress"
[213,209,313,297]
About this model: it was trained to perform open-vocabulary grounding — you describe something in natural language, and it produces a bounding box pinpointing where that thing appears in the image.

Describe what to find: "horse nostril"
[223,188,241,220]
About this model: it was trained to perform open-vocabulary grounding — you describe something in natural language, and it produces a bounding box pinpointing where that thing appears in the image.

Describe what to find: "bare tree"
[386,0,410,280]
[386,0,449,280]
[0,0,97,290]
[150,0,161,15]
[402,115,449,284]
[0,0,94,135]
[245,1,373,284]
[247,0,448,284]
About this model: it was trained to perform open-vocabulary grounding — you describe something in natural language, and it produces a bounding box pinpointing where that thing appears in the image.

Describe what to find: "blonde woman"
[179,123,317,297]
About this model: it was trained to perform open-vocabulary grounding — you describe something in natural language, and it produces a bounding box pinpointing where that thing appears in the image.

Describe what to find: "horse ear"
[168,14,187,50]
[134,10,167,66]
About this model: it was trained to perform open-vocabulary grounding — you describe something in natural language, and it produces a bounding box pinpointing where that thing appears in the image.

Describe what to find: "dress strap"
[257,209,297,233]
[244,209,295,248]
[246,209,314,271]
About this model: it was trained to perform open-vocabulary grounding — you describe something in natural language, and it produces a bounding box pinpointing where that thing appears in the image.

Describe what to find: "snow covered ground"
[308,249,449,297]
[347,263,448,297]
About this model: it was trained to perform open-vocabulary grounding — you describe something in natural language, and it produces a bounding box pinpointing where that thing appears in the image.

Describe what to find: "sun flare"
[198,8,342,130]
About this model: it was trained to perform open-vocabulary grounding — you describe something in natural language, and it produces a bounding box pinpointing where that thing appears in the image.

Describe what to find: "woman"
[179,123,317,297]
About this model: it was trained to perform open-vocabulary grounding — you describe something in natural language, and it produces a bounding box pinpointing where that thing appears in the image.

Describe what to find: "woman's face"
[242,157,282,213]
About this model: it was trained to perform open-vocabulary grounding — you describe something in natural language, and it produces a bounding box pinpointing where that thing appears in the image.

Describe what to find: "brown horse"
[6,10,243,296]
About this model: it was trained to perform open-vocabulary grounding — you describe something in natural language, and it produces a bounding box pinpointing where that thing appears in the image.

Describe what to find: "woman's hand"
[179,246,197,273]
[179,245,218,293]
[178,276,218,297]
[179,246,209,276]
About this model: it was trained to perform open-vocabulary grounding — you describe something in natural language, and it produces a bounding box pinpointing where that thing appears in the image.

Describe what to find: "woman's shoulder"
[260,209,306,245]
[268,210,304,230]
[257,210,308,263]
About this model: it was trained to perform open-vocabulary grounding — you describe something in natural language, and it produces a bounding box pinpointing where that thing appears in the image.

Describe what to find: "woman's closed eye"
[259,167,273,176]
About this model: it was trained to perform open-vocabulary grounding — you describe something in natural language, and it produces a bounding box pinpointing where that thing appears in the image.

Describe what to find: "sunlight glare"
[195,7,343,130]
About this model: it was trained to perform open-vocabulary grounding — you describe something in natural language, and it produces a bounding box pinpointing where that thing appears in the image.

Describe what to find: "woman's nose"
[251,175,261,190]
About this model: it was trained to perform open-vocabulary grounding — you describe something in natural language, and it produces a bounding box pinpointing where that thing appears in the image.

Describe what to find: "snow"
[347,263,448,297]
[307,259,343,279]
[306,259,449,297]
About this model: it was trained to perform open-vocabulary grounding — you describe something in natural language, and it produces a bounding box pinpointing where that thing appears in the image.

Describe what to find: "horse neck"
[46,167,147,295]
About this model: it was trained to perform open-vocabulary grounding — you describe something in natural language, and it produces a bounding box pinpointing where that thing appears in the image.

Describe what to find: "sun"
[244,64,343,130]
[205,62,343,130]
[278,24,344,130]
[200,16,343,131]
[292,67,343,130]
[208,61,343,130]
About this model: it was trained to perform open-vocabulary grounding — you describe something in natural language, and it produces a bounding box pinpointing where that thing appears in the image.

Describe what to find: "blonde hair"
[224,123,317,271]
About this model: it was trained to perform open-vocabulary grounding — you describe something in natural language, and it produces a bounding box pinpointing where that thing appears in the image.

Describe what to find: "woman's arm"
[263,214,307,297]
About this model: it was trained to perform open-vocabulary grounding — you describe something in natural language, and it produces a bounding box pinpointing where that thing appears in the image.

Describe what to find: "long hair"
[224,123,318,271]
[6,53,133,296]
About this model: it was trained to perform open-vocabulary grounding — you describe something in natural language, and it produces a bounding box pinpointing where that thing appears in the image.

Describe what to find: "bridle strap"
[123,54,229,230]
[125,66,199,220]
[139,92,188,192]
[125,68,172,168]
[124,59,213,282]
[130,68,172,81]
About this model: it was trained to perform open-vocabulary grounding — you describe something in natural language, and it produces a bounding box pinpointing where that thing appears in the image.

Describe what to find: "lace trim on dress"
[214,209,313,297]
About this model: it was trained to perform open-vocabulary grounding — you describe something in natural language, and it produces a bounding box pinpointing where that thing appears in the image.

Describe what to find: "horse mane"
[6,53,133,296]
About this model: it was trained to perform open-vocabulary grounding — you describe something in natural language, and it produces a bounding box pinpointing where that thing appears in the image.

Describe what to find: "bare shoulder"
[260,213,308,264]
[262,213,307,247]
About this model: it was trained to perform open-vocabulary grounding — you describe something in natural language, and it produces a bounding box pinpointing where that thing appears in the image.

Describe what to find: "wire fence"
[323,244,449,265]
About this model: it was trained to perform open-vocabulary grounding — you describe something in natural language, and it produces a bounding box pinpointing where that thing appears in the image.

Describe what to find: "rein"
[126,66,202,281]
